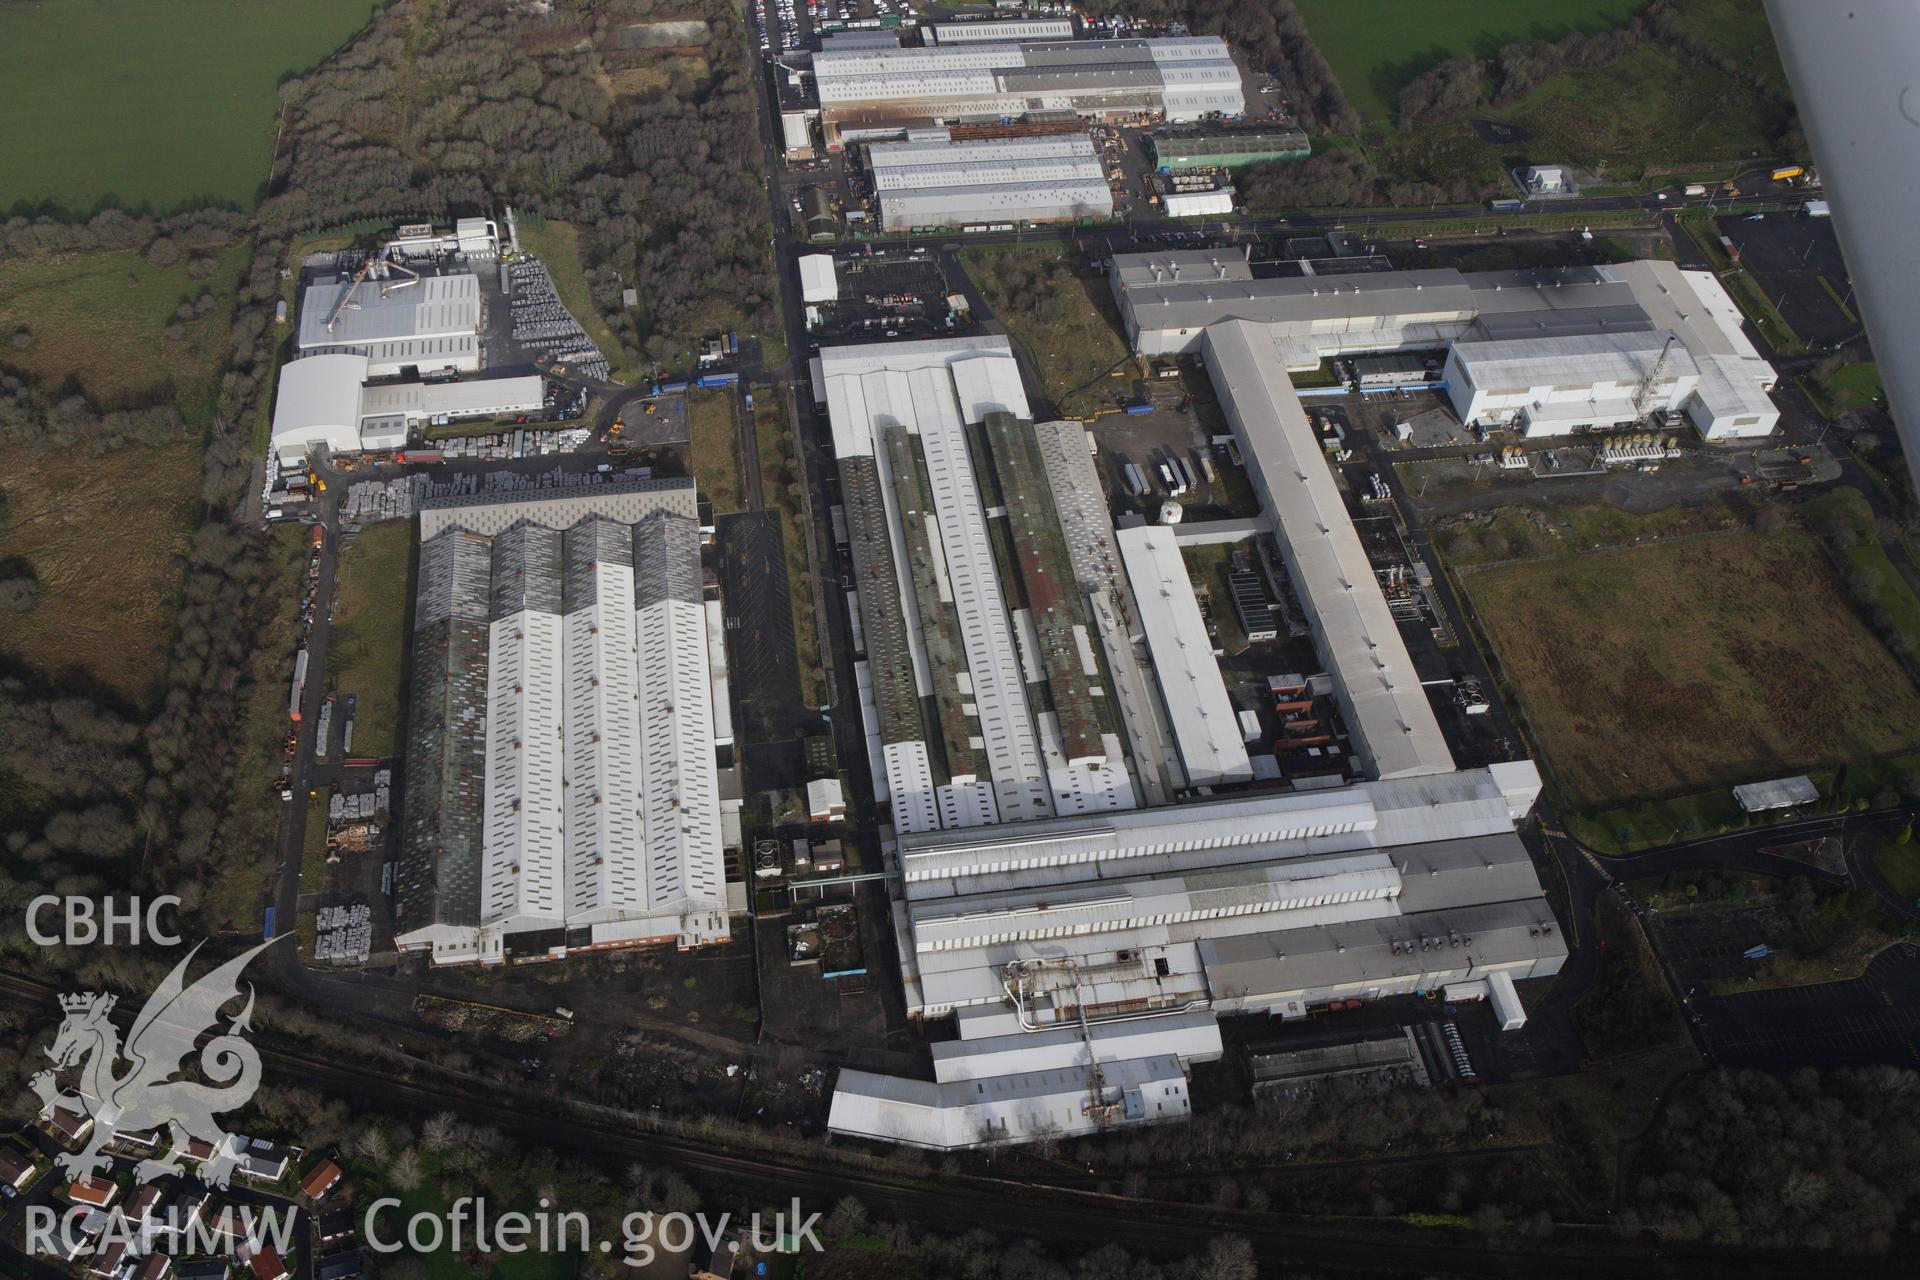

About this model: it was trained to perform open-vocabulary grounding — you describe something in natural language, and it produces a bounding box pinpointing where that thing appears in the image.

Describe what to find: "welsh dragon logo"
[29,940,278,1188]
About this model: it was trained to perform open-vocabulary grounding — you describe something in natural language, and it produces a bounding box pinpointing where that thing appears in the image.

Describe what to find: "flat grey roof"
[1202,319,1455,780]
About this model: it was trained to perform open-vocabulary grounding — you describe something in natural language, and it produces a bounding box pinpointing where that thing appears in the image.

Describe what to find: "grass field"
[327,520,413,759]
[687,390,744,514]
[1804,488,1920,661]
[1296,0,1649,123]
[301,789,331,895]
[754,388,824,710]
[0,241,252,423]
[1464,532,1920,811]
[960,246,1132,417]
[1802,361,1882,418]
[1874,837,1920,904]
[1370,41,1789,194]
[0,439,202,703]
[0,0,379,213]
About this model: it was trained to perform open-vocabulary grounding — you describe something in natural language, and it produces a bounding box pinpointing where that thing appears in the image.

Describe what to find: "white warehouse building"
[811,36,1244,148]
[831,762,1565,1150]
[269,353,544,467]
[867,131,1114,230]
[395,494,732,966]
[297,271,484,378]
[1110,254,1779,441]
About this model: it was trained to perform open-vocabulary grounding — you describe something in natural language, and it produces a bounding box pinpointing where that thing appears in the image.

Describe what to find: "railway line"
[0,966,1900,1278]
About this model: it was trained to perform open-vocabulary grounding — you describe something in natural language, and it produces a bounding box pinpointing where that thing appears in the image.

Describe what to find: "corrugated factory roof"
[298,272,479,350]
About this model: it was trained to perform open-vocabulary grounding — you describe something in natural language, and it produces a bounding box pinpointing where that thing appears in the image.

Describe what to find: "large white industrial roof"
[298,273,480,350]
[829,1053,1189,1150]
[811,35,1239,110]
[1115,524,1252,787]
[818,335,1030,456]
[271,354,369,459]
[357,374,546,423]
[930,1010,1221,1082]
[879,181,1114,223]
[1450,328,1699,392]
[798,254,838,304]
[869,132,1100,185]
[928,18,1075,43]
[1202,320,1454,780]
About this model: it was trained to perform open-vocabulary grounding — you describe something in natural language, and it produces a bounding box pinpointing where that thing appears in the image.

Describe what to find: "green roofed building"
[1150,130,1310,172]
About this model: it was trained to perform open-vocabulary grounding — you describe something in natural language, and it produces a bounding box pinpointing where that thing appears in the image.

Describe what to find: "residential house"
[131,1254,173,1280]
[298,1157,343,1202]
[175,1262,231,1280]
[67,1177,119,1209]
[86,1240,130,1279]
[51,1208,109,1263]
[224,1136,294,1183]
[124,1184,164,1229]
[314,1249,365,1280]
[314,1207,355,1246]
[105,1126,162,1155]
[42,1103,94,1148]
[161,1183,209,1236]
[247,1246,289,1280]
[0,1145,36,1191]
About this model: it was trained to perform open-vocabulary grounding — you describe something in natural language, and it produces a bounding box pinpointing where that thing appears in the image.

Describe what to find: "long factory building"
[811,35,1244,149]
[394,480,733,966]
[819,334,1567,1150]
[867,131,1114,231]
[1110,252,1779,440]
[832,761,1563,1149]
[816,336,1137,834]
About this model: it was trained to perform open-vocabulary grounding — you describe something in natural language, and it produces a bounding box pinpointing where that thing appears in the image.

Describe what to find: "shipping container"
[1124,401,1153,416]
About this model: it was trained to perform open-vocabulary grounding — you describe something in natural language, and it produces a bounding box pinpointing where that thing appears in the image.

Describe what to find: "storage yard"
[1462,532,1920,811]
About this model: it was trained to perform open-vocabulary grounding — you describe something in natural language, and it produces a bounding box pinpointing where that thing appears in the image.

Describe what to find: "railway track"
[0,967,1899,1277]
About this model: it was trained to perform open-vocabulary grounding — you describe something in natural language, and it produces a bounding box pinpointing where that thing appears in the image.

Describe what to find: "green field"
[1803,361,1883,418]
[0,0,381,212]
[1295,0,1648,122]
[1805,487,1920,659]
[0,241,251,423]
[1373,41,1789,194]
[327,519,413,760]
[1875,837,1920,904]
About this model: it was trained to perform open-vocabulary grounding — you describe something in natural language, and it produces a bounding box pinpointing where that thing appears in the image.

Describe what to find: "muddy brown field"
[1465,532,1920,810]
